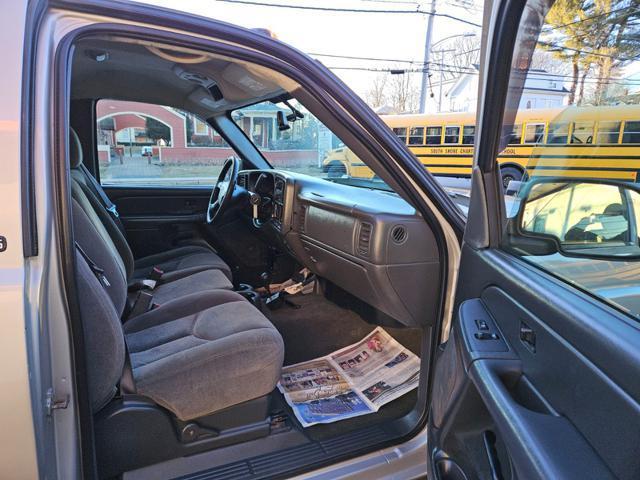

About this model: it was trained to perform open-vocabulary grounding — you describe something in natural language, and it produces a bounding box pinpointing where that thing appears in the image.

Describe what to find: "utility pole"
[418,0,436,114]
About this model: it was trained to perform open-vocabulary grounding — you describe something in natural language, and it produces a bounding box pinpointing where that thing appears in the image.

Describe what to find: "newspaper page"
[277,327,420,427]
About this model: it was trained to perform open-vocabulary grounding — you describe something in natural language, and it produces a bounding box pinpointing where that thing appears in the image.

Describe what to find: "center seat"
[70,176,234,309]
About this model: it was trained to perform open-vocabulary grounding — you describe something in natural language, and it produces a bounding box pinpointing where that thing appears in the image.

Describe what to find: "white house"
[446,65,569,112]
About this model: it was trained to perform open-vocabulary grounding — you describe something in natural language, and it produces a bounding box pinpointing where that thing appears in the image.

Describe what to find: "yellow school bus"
[323,105,640,186]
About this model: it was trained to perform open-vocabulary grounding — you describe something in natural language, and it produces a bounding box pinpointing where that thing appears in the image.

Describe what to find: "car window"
[501,0,640,320]
[96,99,228,186]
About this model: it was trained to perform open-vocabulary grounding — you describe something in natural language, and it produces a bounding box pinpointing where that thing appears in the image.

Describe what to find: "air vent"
[237,174,247,189]
[358,222,373,256]
[299,205,307,233]
[391,225,408,244]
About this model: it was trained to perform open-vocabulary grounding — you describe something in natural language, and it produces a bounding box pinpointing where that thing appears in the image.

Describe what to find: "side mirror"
[509,178,640,260]
[277,110,290,131]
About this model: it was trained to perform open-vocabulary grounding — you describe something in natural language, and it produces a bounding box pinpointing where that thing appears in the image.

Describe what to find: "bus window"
[622,121,640,144]
[426,126,442,145]
[524,123,545,144]
[547,123,569,144]
[444,126,460,144]
[462,125,475,145]
[392,127,408,143]
[508,124,522,144]
[571,122,594,144]
[408,127,425,145]
[597,121,621,144]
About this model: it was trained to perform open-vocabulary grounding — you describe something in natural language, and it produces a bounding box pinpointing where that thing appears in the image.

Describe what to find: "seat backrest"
[71,189,128,311]
[72,200,126,412]
[70,128,134,278]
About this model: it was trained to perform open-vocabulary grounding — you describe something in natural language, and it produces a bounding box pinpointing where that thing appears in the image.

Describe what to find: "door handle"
[470,359,614,480]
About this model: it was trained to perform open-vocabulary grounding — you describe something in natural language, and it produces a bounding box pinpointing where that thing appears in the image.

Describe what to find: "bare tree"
[447,35,481,80]
[364,73,388,109]
[387,72,420,113]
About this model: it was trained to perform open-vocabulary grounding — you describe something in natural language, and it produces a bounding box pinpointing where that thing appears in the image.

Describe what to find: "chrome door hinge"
[45,387,69,416]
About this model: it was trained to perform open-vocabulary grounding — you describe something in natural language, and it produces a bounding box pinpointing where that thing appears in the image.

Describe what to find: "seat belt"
[128,267,164,291]
[79,164,122,222]
[127,290,155,319]
[75,242,111,288]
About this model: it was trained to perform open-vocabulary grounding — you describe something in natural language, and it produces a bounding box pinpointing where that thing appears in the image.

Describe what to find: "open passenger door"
[426,0,640,479]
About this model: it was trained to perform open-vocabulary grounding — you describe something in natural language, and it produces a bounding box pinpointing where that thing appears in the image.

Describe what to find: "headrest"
[70,127,83,168]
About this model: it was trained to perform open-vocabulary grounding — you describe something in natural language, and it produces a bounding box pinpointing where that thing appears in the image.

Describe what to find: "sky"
[136,0,484,110]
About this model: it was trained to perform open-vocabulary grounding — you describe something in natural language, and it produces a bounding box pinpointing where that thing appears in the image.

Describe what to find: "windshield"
[233,100,394,191]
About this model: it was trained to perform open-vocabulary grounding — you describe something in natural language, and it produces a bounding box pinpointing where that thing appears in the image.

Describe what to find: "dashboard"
[237,169,441,327]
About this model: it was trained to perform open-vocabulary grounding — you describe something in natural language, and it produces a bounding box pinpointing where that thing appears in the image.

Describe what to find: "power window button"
[475,319,489,331]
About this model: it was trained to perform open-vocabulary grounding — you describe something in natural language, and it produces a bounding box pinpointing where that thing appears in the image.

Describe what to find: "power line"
[214,0,482,27]
[329,65,640,86]
[308,48,481,66]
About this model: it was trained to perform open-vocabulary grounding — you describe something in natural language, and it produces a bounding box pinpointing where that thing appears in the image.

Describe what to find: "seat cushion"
[133,245,232,283]
[123,291,284,420]
[150,270,233,306]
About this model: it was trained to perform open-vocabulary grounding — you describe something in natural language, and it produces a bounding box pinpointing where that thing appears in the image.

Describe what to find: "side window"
[444,126,460,144]
[508,124,522,144]
[524,123,545,144]
[392,127,408,143]
[462,125,475,145]
[622,121,640,144]
[546,122,569,144]
[501,0,640,320]
[426,126,442,145]
[96,99,228,186]
[597,121,621,144]
[571,122,594,144]
[408,127,425,145]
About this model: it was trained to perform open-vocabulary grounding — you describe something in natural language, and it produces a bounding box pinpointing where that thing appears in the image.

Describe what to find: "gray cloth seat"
[69,128,232,286]
[124,290,284,420]
[131,245,232,283]
[73,199,284,420]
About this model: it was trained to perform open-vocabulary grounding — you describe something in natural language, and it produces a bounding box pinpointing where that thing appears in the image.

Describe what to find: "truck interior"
[65,33,450,479]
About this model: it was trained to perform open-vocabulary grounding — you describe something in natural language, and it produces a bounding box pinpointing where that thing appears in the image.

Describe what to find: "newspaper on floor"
[277,327,420,427]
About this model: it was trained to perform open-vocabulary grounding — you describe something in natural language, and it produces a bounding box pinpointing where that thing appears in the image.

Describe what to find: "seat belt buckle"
[107,204,120,218]
[150,267,164,281]
[128,290,154,319]
[141,279,157,290]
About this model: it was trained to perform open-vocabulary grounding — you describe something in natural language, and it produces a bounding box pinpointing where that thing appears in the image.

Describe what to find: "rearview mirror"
[276,110,290,131]
[512,178,640,259]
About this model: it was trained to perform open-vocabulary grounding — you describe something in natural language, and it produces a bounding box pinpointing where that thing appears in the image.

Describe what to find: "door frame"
[33,1,466,478]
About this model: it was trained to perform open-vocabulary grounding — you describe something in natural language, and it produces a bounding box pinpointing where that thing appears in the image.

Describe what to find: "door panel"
[104,185,211,258]
[428,245,640,480]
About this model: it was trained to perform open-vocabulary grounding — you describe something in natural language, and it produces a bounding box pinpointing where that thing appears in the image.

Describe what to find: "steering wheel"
[207,156,240,224]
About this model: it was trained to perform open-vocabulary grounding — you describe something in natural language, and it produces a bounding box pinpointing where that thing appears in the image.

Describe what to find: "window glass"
[426,126,442,145]
[571,122,594,144]
[597,121,621,144]
[462,125,475,145]
[546,123,569,144]
[444,126,460,144]
[408,127,425,145]
[524,123,545,144]
[96,100,228,186]
[508,124,522,144]
[500,0,640,320]
[521,183,628,244]
[235,101,395,192]
[392,128,407,143]
[622,121,640,144]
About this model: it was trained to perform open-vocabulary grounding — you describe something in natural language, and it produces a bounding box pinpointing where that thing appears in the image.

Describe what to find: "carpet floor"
[265,293,423,441]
